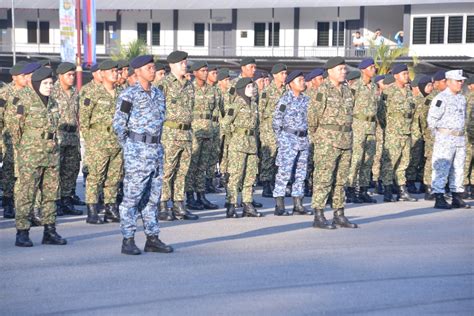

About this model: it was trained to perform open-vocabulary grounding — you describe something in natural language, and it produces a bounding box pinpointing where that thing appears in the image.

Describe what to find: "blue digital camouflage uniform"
[272,90,309,197]
[113,84,166,239]
[428,89,467,194]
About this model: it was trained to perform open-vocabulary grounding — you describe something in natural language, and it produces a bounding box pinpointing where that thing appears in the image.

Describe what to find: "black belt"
[59,124,78,133]
[283,127,308,137]
[128,131,160,144]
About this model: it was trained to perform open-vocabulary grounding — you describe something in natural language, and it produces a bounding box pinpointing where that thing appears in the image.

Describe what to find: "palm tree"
[369,42,419,78]
[111,39,150,61]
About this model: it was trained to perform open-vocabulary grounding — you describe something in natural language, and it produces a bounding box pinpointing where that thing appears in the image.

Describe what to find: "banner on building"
[82,0,96,66]
[59,0,76,63]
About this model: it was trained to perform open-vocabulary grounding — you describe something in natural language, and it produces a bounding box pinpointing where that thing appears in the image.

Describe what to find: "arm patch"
[316,93,323,102]
[435,100,442,107]
[83,98,91,106]
[229,87,235,95]
[12,97,19,105]
[424,99,431,106]
[0,99,5,107]
[16,105,24,115]
[279,104,286,112]
[227,108,235,116]
[262,92,267,99]
[120,100,132,114]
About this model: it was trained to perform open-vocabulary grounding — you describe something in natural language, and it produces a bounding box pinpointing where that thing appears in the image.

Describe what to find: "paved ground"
[1,183,473,315]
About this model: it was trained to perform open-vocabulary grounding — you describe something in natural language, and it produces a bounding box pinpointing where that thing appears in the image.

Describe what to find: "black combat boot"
[30,207,42,227]
[346,187,356,203]
[121,237,141,255]
[144,235,174,253]
[376,180,384,195]
[172,201,199,220]
[451,192,471,209]
[312,209,336,229]
[359,187,377,203]
[434,193,451,209]
[252,200,263,208]
[205,178,218,194]
[86,204,103,224]
[383,185,396,202]
[462,185,471,199]
[104,203,120,223]
[274,197,289,216]
[71,189,86,206]
[185,191,204,210]
[196,192,218,209]
[399,185,418,202]
[332,208,358,228]
[242,202,263,217]
[61,196,83,215]
[262,181,273,198]
[3,197,15,218]
[470,185,474,200]
[406,180,418,194]
[226,203,238,218]
[42,224,67,245]
[15,229,33,247]
[424,185,435,200]
[158,201,175,221]
[304,180,312,197]
[293,196,313,215]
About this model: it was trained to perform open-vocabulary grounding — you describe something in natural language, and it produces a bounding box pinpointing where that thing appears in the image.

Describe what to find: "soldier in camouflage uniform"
[12,67,67,247]
[380,64,417,202]
[156,51,198,221]
[113,55,173,255]
[346,58,378,204]
[308,57,357,229]
[80,60,123,224]
[116,59,129,90]
[217,68,231,188]
[222,78,262,218]
[259,63,287,198]
[272,70,313,216]
[372,75,388,195]
[463,77,474,198]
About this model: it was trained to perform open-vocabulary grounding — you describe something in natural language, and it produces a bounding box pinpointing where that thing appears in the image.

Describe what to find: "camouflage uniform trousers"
[431,137,466,193]
[206,128,220,181]
[227,150,258,204]
[85,145,123,204]
[406,137,425,182]
[161,139,191,202]
[423,135,434,186]
[371,125,384,181]
[15,163,59,230]
[219,134,230,175]
[347,132,376,188]
[259,135,278,183]
[381,135,411,186]
[185,135,213,193]
[273,146,308,197]
[1,140,15,198]
[59,145,81,197]
[464,143,474,185]
[311,142,352,210]
[306,142,314,186]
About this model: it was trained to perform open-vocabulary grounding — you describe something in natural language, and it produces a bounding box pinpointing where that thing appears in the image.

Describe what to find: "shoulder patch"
[424,99,431,106]
[351,88,356,96]
[316,93,323,102]
[120,100,132,114]
[261,92,267,99]
[16,104,24,115]
[158,85,164,91]
[0,99,5,107]
[227,108,235,116]
[229,87,235,95]
[83,98,91,106]
[12,97,19,105]
[435,100,442,107]
[279,104,286,112]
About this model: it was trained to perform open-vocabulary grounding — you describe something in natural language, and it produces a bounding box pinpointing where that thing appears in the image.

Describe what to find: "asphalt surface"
[1,183,473,315]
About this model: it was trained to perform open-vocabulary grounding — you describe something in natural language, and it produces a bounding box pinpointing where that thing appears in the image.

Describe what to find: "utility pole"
[75,0,82,90]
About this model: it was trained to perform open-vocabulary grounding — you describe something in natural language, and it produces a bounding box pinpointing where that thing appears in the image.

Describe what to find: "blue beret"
[9,61,28,76]
[418,75,432,86]
[31,67,53,82]
[358,58,375,69]
[285,70,304,85]
[392,64,408,75]
[89,64,99,73]
[374,75,385,83]
[433,70,446,81]
[347,70,361,81]
[167,50,188,64]
[305,68,324,81]
[22,62,42,75]
[130,55,154,69]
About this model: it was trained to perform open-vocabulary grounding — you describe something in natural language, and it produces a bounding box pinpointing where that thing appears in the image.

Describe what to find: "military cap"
[392,64,408,75]
[9,61,28,76]
[411,74,424,88]
[90,63,99,73]
[117,59,129,69]
[31,67,53,82]
[347,70,361,81]
[56,62,76,74]
[253,70,265,80]
[271,63,287,75]
[433,70,446,81]
[155,62,166,71]
[418,75,432,86]
[130,55,154,69]
[374,75,385,83]
[466,76,474,85]
[99,59,118,71]
[167,50,188,64]
[235,77,253,90]
[128,66,135,77]
[186,65,192,74]
[383,74,395,85]
[38,59,51,67]
[304,68,324,81]
[22,62,42,75]
[190,61,208,72]
[208,64,218,72]
[446,69,466,81]
[324,57,345,70]
[240,57,256,67]
[358,58,375,69]
[217,68,230,81]
[285,70,304,85]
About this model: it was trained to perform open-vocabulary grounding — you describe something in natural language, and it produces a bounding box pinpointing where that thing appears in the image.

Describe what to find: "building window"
[254,23,265,47]
[27,21,37,43]
[39,21,49,44]
[332,21,345,46]
[430,16,444,44]
[152,23,160,46]
[448,16,463,43]
[137,23,147,43]
[96,22,105,45]
[412,17,427,44]
[194,23,205,46]
[467,16,474,43]
[27,21,49,44]
[268,22,280,46]
[317,22,330,46]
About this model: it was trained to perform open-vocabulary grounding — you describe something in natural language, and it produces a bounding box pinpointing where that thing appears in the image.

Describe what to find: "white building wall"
[178,9,210,55]
[363,5,404,46]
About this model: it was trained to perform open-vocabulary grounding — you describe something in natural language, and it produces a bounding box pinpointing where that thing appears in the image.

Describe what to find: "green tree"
[111,39,150,61]
[369,42,419,78]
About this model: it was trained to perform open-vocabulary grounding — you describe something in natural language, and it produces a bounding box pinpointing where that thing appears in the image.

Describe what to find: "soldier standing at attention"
[372,75,386,194]
[116,59,129,90]
[80,60,123,224]
[113,55,173,255]
[463,76,474,198]
[157,51,198,221]
[428,70,470,209]
[272,70,313,216]
[153,63,166,85]
[216,68,231,190]
[13,67,67,247]
[259,63,287,198]
[308,57,357,229]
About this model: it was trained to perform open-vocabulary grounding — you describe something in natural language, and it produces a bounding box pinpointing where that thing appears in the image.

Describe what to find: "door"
[209,23,234,56]
[345,19,361,57]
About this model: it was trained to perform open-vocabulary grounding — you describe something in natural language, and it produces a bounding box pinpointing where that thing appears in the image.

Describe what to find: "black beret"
[304,68,324,81]
[90,63,99,73]
[235,77,253,90]
[433,70,446,81]
[22,62,42,75]
[347,70,361,81]
[190,61,208,72]
[217,68,230,81]
[128,66,135,77]
[9,61,28,76]
[271,63,287,74]
[240,57,256,67]
[56,62,76,74]
[418,75,432,86]
[167,50,188,64]
[324,57,345,70]
[285,70,304,85]
[186,65,192,73]
[411,74,424,88]
[358,58,375,69]
[383,74,395,85]
[466,76,474,85]
[99,60,118,71]
[392,64,408,75]
[31,67,53,82]
[38,59,51,67]
[208,64,218,72]
[130,55,154,69]
[155,63,166,71]
[117,59,129,69]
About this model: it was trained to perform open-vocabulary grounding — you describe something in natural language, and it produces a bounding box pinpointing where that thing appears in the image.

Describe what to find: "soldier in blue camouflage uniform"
[428,70,470,210]
[113,55,173,255]
[272,71,313,216]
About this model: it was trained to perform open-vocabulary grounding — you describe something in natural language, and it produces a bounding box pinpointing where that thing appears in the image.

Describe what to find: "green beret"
[324,57,345,70]
[383,74,395,85]
[466,76,474,85]
[240,57,256,67]
[271,63,287,75]
[38,59,51,67]
[346,70,361,81]
[99,60,118,71]
[9,61,28,76]
[190,61,208,72]
[117,59,129,69]
[208,64,218,72]
[31,67,53,82]
[167,50,188,64]
[217,68,230,81]
[411,74,424,88]
[56,62,76,74]
[155,63,166,71]
[235,77,253,90]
